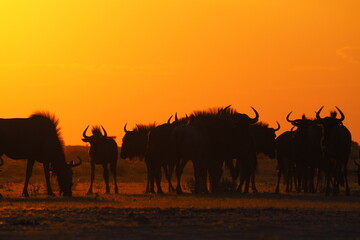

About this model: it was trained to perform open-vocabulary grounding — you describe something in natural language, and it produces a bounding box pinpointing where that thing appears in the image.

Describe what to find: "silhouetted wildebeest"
[120,123,156,192]
[145,115,178,194]
[227,121,280,193]
[179,106,259,193]
[0,112,82,197]
[316,106,352,195]
[355,151,360,186]
[82,126,119,194]
[275,129,296,193]
[286,112,323,193]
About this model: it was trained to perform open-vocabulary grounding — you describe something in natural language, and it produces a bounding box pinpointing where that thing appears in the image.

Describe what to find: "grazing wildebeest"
[0,112,82,197]
[120,123,156,192]
[82,125,119,194]
[286,112,323,193]
[355,151,360,186]
[228,121,280,193]
[275,130,296,193]
[316,106,352,195]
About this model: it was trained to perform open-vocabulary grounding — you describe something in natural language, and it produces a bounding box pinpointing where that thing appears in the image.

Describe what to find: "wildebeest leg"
[87,161,95,194]
[175,159,188,194]
[154,165,163,194]
[43,161,55,196]
[163,163,175,192]
[103,163,110,194]
[344,167,350,196]
[251,173,257,193]
[22,159,35,197]
[110,162,118,194]
[275,168,281,193]
[145,160,151,193]
[237,174,246,193]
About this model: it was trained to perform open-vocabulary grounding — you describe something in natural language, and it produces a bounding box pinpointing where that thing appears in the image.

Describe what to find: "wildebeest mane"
[330,111,337,118]
[91,125,103,136]
[134,123,156,133]
[252,122,269,128]
[29,111,65,148]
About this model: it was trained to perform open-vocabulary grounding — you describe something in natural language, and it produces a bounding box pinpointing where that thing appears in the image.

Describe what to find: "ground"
[0,146,359,240]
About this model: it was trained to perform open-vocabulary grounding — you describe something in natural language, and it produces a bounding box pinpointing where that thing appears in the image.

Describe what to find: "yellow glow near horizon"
[1,1,360,145]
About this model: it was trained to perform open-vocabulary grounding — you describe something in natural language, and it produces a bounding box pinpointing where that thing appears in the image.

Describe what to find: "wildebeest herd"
[0,106,359,198]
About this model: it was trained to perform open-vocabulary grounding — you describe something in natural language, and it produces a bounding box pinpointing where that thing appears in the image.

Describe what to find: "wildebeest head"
[120,123,156,159]
[251,121,280,158]
[55,156,82,196]
[286,112,314,130]
[82,125,108,143]
[316,106,345,127]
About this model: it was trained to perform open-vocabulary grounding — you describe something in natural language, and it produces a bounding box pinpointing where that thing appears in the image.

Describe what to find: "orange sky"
[1,1,359,145]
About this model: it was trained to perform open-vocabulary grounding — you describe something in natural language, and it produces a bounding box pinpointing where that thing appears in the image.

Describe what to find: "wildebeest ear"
[82,138,90,142]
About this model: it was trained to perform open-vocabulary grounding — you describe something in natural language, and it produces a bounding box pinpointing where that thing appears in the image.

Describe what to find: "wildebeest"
[120,123,156,192]
[228,121,280,193]
[286,112,323,193]
[82,125,119,194]
[275,129,296,193]
[144,115,179,193]
[0,112,82,197]
[173,106,259,194]
[316,106,352,195]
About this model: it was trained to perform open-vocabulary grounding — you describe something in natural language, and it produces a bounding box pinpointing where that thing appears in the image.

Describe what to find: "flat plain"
[0,146,359,240]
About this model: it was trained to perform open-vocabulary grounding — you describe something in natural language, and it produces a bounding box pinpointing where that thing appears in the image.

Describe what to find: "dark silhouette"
[316,106,352,195]
[145,115,179,194]
[0,112,82,197]
[227,121,280,193]
[120,123,156,192]
[286,112,323,193]
[173,106,259,193]
[82,126,118,194]
[275,130,296,193]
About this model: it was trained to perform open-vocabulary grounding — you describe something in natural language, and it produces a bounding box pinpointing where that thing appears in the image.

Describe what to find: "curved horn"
[167,115,173,124]
[274,121,281,131]
[175,112,178,122]
[0,156,4,166]
[101,125,108,137]
[291,126,295,131]
[82,125,90,139]
[316,106,324,120]
[124,123,129,133]
[335,106,345,121]
[286,112,296,124]
[249,107,259,124]
[69,156,82,168]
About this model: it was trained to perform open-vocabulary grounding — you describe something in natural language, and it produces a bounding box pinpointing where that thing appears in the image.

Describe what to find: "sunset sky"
[1,1,359,145]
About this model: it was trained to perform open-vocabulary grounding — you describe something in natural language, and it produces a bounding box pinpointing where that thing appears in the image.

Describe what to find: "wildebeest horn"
[101,125,108,137]
[291,126,295,131]
[83,125,90,139]
[316,106,324,120]
[175,112,178,121]
[335,106,345,121]
[69,156,82,168]
[249,107,259,124]
[167,115,173,124]
[0,156,4,166]
[274,121,280,131]
[286,112,296,124]
[124,123,129,133]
